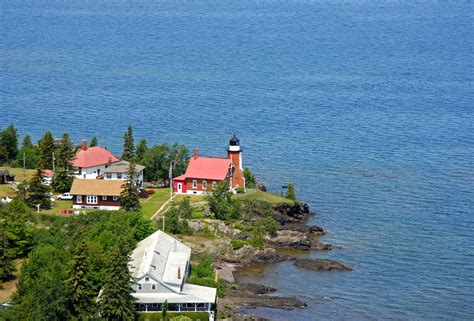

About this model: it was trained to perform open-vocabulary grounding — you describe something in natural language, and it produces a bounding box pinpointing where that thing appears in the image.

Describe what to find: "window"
[138,284,142,290]
[106,173,112,179]
[83,174,86,179]
[113,196,118,201]
[152,284,156,290]
[212,181,217,189]
[202,180,207,189]
[145,276,149,282]
[192,180,198,188]
[86,195,97,204]
[77,195,82,203]
[117,173,122,179]
[102,196,107,201]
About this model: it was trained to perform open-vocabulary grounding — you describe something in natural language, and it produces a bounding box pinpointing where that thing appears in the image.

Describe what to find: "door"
[177,183,182,193]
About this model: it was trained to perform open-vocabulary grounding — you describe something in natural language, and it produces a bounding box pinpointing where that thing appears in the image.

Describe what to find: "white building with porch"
[130,230,216,320]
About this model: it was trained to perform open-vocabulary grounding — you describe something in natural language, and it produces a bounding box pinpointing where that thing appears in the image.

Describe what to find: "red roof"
[177,157,231,181]
[71,146,119,168]
[173,175,187,181]
[42,169,54,177]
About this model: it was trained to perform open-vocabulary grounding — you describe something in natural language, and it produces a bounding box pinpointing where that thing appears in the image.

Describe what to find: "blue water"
[1,0,473,319]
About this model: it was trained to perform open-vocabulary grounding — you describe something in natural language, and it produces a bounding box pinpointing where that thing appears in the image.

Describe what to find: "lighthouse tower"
[227,134,245,189]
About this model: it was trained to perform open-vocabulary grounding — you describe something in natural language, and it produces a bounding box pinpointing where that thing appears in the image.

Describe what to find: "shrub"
[231,239,248,250]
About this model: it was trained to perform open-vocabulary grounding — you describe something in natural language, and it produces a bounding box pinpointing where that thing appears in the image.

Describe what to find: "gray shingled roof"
[104,160,145,173]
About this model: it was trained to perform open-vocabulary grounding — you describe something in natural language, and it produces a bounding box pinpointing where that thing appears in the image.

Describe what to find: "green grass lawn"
[234,188,294,205]
[141,188,171,218]
[0,166,36,182]
[0,184,16,198]
[39,200,73,215]
[136,311,209,321]
[173,194,206,204]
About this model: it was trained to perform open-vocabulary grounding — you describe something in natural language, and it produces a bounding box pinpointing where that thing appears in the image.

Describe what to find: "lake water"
[1,0,473,319]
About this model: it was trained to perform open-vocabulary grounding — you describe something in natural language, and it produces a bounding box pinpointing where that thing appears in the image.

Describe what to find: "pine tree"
[27,169,52,209]
[51,133,76,192]
[56,133,76,168]
[22,134,33,149]
[120,160,140,212]
[286,182,297,201]
[51,168,74,193]
[90,136,98,147]
[67,243,95,319]
[97,246,136,321]
[0,233,17,281]
[0,125,19,163]
[38,131,55,169]
[135,138,147,163]
[122,125,135,161]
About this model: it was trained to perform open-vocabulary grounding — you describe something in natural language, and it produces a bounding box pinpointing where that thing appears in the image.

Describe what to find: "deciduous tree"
[135,138,148,163]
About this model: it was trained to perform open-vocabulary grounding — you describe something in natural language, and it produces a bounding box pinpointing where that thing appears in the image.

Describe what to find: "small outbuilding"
[0,169,15,184]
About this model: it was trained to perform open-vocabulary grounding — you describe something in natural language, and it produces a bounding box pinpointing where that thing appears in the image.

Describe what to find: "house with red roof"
[172,135,245,194]
[71,140,120,179]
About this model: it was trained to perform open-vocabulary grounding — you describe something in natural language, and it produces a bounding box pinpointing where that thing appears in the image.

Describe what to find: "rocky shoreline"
[207,202,352,319]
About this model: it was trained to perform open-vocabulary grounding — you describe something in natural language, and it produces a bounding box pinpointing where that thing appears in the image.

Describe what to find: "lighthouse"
[227,134,245,189]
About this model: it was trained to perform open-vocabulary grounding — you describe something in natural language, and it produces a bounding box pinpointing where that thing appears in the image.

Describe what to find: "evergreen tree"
[120,160,140,212]
[135,138,147,163]
[89,136,98,147]
[38,131,55,169]
[67,243,95,319]
[27,169,52,209]
[22,135,33,149]
[51,168,74,193]
[286,182,297,201]
[0,232,17,281]
[97,246,136,321]
[243,168,256,188]
[122,125,135,161]
[56,133,76,168]
[0,125,19,163]
[51,133,76,192]
[0,198,34,257]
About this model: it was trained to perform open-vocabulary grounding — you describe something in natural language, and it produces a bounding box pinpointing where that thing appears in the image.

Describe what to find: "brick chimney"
[81,140,87,151]
[193,148,199,158]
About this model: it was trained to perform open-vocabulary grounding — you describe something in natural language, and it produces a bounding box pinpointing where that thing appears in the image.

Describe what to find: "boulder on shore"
[265,230,332,251]
[294,258,352,271]
[272,202,315,224]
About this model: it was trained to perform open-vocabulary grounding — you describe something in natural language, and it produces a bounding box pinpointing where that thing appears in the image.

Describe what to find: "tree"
[97,246,136,321]
[286,182,297,201]
[0,125,19,163]
[89,136,98,147]
[135,138,148,163]
[27,169,51,209]
[207,181,239,221]
[67,243,95,319]
[51,133,76,192]
[0,199,34,257]
[22,135,33,149]
[120,160,140,212]
[51,168,74,193]
[141,143,189,184]
[163,208,181,234]
[56,133,76,168]
[162,300,168,320]
[243,168,256,188]
[122,125,135,161]
[38,131,55,169]
[167,143,189,183]
[177,198,192,219]
[0,233,17,281]
[15,144,39,169]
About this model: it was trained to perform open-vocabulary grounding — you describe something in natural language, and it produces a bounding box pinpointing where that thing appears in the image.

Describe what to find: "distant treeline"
[0,124,189,186]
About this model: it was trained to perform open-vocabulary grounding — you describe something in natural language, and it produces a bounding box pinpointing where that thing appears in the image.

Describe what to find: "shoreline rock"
[294,258,352,272]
